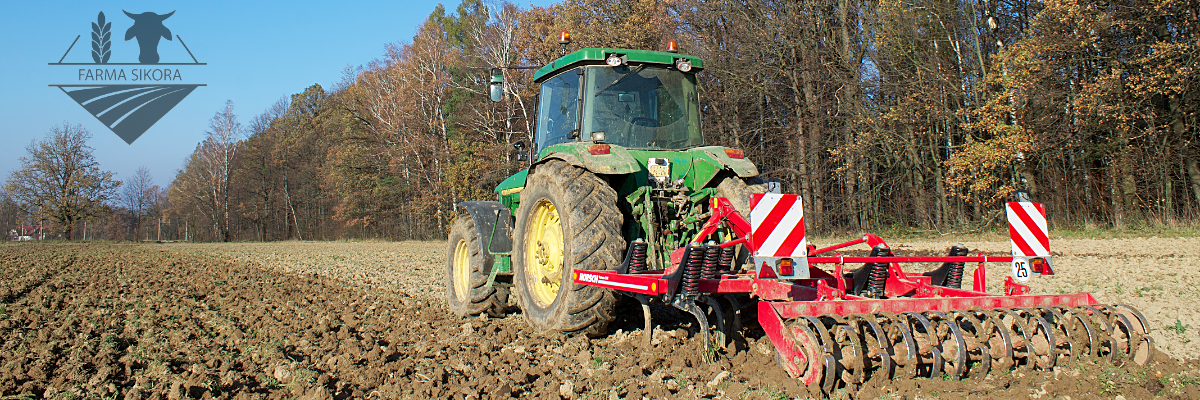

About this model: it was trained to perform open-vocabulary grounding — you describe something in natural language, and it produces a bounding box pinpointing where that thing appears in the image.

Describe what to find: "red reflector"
[778,258,794,276]
[588,144,610,155]
[758,264,778,279]
[724,148,745,159]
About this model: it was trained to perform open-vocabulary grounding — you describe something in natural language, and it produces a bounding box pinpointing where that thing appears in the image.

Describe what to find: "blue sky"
[0,0,557,189]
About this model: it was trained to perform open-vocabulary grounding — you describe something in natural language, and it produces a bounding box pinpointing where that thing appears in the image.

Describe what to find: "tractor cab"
[493,46,706,155]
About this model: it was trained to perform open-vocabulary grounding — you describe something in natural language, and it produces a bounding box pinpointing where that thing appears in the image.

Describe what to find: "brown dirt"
[0,240,1197,399]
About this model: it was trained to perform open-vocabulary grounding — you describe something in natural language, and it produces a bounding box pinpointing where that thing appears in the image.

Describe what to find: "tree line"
[6,0,1197,241]
[2,124,167,241]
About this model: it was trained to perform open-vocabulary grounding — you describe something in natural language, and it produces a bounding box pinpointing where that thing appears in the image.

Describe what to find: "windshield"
[582,66,702,149]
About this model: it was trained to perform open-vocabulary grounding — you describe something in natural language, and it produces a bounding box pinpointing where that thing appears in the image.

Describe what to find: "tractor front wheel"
[513,160,625,337]
[446,216,509,317]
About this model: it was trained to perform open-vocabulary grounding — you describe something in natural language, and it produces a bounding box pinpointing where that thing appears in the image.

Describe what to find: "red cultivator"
[573,194,1154,391]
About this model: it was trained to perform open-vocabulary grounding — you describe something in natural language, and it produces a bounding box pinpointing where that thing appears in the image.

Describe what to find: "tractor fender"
[456,201,514,255]
[690,146,760,179]
[537,143,642,175]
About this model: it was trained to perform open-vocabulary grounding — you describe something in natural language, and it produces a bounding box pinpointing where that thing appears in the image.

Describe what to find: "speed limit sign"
[1011,258,1032,283]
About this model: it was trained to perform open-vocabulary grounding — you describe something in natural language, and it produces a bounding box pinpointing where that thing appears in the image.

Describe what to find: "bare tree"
[0,189,22,240]
[119,166,156,240]
[4,124,119,240]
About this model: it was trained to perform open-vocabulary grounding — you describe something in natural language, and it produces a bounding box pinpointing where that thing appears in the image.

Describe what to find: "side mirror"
[489,68,504,102]
[513,141,529,161]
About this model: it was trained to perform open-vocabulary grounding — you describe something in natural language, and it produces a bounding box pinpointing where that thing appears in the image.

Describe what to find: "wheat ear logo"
[49,10,205,144]
[92,12,112,63]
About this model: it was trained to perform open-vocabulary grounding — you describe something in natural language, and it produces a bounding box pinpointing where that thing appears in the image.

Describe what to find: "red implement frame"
[571,196,1113,387]
[573,196,1084,316]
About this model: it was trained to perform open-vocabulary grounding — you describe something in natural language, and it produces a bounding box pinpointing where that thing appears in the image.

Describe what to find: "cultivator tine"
[1109,309,1143,363]
[849,314,893,384]
[926,311,969,379]
[999,309,1037,371]
[789,321,827,389]
[1115,304,1154,365]
[795,316,839,393]
[723,294,743,337]
[1080,304,1119,363]
[1064,307,1099,359]
[902,312,944,377]
[1036,307,1080,364]
[637,294,653,351]
[830,318,866,386]
[979,310,1014,371]
[881,312,919,379]
[1029,311,1058,370]
[949,310,992,379]
[701,296,728,348]
[675,301,715,361]
[1085,303,1140,364]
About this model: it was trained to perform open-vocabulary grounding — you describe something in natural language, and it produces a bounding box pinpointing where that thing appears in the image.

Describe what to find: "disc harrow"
[571,195,1157,393]
[764,304,1153,391]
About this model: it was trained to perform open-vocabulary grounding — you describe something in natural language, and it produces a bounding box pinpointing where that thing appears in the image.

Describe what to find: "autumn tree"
[170,101,242,242]
[4,124,119,240]
[235,98,287,241]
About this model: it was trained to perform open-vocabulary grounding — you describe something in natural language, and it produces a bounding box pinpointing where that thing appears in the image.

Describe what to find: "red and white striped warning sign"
[1007,202,1049,257]
[749,193,806,257]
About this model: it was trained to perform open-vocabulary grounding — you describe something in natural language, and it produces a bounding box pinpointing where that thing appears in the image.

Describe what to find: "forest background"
[3,0,1197,242]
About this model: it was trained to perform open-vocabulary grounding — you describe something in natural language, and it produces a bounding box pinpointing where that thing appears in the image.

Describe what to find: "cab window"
[535,69,582,154]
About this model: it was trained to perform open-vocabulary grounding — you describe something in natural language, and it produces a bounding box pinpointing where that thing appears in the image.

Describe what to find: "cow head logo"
[123,10,174,64]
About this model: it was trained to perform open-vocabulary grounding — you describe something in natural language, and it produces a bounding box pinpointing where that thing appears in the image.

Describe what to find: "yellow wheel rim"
[525,199,565,307]
[452,239,470,303]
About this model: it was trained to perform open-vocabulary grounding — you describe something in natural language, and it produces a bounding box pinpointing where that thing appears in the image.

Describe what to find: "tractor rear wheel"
[716,175,768,215]
[446,216,509,317]
[513,160,625,337]
[716,176,768,270]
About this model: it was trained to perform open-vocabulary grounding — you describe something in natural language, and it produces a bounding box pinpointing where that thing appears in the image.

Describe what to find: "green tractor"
[446,39,766,337]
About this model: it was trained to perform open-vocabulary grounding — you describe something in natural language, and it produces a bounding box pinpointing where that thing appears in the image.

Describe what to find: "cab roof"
[532,48,704,82]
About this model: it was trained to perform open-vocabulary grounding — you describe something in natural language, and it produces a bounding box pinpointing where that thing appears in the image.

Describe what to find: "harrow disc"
[768,303,1154,393]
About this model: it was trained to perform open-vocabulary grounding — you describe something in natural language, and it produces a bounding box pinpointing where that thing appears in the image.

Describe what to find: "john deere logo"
[49,11,205,144]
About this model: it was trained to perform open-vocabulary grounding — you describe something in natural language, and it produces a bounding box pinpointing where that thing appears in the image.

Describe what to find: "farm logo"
[49,11,206,144]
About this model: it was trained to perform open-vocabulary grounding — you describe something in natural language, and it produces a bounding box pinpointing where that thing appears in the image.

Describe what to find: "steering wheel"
[626,117,658,147]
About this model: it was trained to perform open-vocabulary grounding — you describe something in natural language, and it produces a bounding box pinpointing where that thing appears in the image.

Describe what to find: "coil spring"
[629,239,648,273]
[865,263,888,298]
[681,243,705,296]
[718,246,735,271]
[702,243,720,280]
[945,262,965,288]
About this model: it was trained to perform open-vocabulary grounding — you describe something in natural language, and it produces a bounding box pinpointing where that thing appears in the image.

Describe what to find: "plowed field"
[1,239,1198,400]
